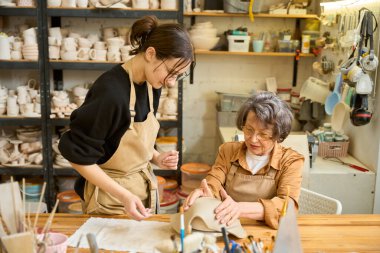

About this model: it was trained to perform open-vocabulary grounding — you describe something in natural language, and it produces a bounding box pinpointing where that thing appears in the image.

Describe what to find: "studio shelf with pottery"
[184,12,318,19]
[186,9,317,86]
[49,60,122,70]
[0,166,43,176]
[0,60,38,69]
[46,7,180,19]
[0,6,37,16]
[195,50,315,57]
[0,117,42,126]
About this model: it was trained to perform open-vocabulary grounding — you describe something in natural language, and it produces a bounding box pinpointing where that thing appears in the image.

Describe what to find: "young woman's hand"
[183,179,213,211]
[215,188,241,226]
[121,191,152,221]
[155,150,179,169]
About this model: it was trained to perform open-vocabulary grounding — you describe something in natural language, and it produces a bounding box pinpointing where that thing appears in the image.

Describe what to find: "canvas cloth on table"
[68,217,173,252]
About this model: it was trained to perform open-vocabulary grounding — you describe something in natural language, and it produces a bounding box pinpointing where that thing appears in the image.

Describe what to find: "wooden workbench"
[35,214,380,252]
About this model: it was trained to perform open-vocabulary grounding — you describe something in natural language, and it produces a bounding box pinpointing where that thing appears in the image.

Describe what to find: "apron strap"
[266,166,277,179]
[147,82,154,112]
[139,164,160,213]
[122,62,137,129]
[226,162,239,190]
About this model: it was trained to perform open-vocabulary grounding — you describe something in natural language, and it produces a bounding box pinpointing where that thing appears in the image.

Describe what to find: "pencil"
[179,206,185,253]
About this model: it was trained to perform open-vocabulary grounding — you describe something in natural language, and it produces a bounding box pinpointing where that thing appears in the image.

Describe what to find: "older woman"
[183,91,304,229]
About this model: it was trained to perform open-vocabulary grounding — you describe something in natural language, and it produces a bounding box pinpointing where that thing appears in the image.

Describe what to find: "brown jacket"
[206,141,304,229]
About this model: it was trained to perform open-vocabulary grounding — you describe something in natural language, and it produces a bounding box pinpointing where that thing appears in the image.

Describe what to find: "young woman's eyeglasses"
[161,60,190,81]
[241,126,272,141]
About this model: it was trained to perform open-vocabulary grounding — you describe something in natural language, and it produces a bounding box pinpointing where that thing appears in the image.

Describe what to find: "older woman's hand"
[183,179,213,210]
[215,188,241,226]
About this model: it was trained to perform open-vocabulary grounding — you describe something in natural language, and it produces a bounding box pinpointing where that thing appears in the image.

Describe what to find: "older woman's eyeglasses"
[241,126,272,141]
[162,60,190,81]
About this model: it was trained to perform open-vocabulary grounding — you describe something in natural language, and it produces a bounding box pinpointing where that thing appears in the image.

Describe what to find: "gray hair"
[236,91,293,143]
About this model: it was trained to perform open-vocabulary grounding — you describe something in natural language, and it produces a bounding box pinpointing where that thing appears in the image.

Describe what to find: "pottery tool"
[221,226,231,253]
[40,199,59,242]
[324,157,369,172]
[10,177,19,233]
[179,206,185,253]
[280,186,290,217]
[86,233,99,253]
[73,233,83,253]
[22,178,26,232]
[0,181,22,234]
[33,181,46,232]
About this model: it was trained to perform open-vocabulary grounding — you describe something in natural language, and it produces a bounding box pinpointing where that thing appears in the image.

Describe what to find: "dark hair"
[236,91,293,143]
[130,15,194,77]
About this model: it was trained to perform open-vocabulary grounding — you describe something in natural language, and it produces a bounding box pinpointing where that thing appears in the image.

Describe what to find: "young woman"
[59,16,194,220]
[183,92,304,229]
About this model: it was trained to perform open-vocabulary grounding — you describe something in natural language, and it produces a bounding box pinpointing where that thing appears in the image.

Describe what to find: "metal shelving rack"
[0,3,51,205]
[44,4,185,206]
[0,3,185,209]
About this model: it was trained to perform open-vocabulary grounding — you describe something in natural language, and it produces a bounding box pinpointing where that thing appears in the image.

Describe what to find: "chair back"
[298,187,342,214]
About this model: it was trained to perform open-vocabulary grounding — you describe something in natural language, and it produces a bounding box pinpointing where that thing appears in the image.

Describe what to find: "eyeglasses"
[161,60,190,81]
[241,126,273,141]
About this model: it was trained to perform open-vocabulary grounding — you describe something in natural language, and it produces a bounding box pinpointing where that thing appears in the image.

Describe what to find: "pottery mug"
[89,49,107,61]
[77,47,91,61]
[49,45,60,60]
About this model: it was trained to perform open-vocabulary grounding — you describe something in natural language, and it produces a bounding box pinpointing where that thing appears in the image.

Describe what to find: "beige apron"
[83,61,161,215]
[225,161,277,202]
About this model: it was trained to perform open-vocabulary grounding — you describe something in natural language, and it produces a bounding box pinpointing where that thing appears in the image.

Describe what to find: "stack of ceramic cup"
[11,38,23,60]
[0,32,11,60]
[0,86,8,116]
[22,27,38,61]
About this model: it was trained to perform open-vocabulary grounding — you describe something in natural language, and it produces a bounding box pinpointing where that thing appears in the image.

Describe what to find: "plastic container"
[290,91,301,105]
[181,163,211,192]
[57,190,81,213]
[277,88,292,102]
[216,91,250,112]
[56,176,76,192]
[157,176,166,202]
[176,187,189,205]
[163,178,178,192]
[155,136,185,153]
[67,202,83,214]
[227,35,250,52]
[278,40,292,52]
[159,191,179,214]
[24,182,42,202]
[223,0,263,13]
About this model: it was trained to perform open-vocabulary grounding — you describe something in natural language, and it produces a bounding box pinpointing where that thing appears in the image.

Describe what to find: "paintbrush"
[33,182,46,233]
[280,186,290,217]
[179,206,185,253]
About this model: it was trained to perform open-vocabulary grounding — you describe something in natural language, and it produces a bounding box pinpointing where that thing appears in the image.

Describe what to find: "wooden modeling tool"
[33,181,46,232]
